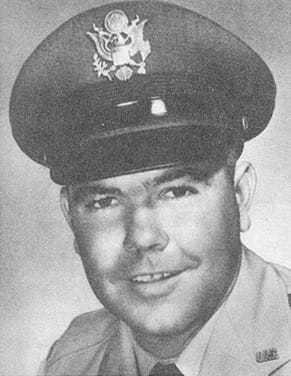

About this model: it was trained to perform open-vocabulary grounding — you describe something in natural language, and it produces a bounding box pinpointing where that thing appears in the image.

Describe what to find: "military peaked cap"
[10,1,276,184]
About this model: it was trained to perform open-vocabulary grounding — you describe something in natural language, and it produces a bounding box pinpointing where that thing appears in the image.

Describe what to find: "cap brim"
[51,125,239,184]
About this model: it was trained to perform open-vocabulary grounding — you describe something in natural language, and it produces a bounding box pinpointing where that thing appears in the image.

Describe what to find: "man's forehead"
[69,161,223,191]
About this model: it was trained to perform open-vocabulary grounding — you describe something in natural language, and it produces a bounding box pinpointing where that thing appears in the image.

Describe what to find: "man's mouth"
[130,271,182,283]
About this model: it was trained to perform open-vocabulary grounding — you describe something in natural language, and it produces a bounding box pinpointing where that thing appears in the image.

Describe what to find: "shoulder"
[46,308,119,367]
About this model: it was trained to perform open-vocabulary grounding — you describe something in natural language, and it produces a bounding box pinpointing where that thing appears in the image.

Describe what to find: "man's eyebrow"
[69,163,220,201]
[69,185,121,203]
[151,165,216,186]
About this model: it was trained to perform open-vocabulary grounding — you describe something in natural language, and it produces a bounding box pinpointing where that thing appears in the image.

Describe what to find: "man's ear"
[233,161,257,233]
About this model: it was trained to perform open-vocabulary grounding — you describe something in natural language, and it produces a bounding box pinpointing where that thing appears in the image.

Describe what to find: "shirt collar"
[175,304,221,376]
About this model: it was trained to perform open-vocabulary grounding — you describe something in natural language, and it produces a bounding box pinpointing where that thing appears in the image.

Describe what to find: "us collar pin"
[256,348,279,363]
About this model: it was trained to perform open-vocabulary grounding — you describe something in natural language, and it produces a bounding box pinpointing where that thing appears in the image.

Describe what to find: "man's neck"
[132,319,207,360]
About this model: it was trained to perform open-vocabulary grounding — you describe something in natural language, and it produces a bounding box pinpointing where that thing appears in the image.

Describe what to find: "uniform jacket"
[42,248,291,376]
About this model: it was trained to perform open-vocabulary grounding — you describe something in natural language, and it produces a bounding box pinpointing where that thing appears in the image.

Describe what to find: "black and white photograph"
[1,1,291,375]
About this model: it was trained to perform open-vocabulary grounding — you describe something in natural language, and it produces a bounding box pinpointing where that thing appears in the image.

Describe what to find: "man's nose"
[123,207,169,254]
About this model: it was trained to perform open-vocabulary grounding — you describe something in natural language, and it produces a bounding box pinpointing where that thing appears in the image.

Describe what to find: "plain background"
[1,0,291,375]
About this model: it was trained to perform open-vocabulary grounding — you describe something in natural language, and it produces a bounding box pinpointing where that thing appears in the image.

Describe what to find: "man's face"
[63,162,242,340]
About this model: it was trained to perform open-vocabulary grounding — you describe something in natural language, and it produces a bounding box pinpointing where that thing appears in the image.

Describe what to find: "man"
[9,1,291,375]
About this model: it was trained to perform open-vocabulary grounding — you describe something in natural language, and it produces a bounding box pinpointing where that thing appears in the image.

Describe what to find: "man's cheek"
[163,210,206,244]
[158,205,197,234]
[77,228,125,268]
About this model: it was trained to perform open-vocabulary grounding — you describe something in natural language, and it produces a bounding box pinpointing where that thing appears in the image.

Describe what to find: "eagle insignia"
[87,9,151,81]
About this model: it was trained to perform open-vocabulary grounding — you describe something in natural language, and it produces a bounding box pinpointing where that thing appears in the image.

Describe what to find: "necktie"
[149,362,183,376]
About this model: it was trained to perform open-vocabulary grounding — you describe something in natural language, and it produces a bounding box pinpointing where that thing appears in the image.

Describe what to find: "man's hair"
[199,134,244,185]
[226,137,244,180]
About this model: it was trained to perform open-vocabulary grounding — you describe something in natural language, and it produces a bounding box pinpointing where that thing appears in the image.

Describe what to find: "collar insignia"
[256,348,279,363]
[87,9,151,81]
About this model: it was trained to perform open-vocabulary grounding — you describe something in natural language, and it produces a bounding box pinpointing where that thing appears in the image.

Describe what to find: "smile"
[130,271,182,283]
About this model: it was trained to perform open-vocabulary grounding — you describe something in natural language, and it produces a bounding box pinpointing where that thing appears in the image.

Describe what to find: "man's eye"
[161,186,198,199]
[86,196,118,210]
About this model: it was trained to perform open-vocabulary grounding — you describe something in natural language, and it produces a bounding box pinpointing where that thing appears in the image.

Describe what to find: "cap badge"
[87,9,151,81]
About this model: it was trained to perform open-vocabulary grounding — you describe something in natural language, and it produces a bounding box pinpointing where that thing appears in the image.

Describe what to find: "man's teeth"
[131,272,176,283]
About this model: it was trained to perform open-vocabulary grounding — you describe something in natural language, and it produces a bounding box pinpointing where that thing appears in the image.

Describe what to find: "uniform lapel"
[200,248,291,376]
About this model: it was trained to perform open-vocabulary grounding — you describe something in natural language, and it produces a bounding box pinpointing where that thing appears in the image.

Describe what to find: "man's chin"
[100,290,201,337]
[127,313,198,339]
